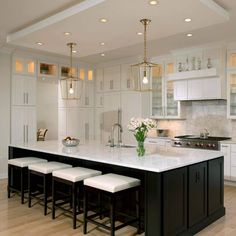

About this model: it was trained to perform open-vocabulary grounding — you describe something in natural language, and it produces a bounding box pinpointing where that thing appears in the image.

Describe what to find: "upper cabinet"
[13,57,36,75]
[103,65,121,92]
[96,68,104,92]
[151,58,183,119]
[227,50,236,118]
[168,45,227,101]
[38,61,58,77]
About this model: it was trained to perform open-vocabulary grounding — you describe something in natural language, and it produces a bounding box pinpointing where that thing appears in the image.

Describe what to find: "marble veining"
[10,140,223,173]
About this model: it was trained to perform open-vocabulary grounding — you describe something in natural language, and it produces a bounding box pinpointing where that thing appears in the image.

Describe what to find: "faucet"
[200,128,209,139]
[109,123,123,147]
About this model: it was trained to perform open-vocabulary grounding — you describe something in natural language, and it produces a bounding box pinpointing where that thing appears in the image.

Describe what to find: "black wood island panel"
[9,146,225,236]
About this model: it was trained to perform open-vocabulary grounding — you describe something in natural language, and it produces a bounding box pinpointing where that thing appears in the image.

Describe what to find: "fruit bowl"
[62,137,80,147]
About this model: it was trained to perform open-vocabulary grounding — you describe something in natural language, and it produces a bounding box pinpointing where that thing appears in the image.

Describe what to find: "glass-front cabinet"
[228,71,236,117]
[13,57,36,75]
[151,58,182,119]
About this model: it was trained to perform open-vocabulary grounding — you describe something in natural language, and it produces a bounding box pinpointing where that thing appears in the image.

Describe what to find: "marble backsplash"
[157,100,236,138]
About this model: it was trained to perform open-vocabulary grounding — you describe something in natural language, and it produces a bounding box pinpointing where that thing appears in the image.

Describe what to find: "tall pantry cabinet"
[11,56,37,144]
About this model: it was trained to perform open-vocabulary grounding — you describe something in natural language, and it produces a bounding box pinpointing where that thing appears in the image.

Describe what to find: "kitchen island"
[9,140,225,236]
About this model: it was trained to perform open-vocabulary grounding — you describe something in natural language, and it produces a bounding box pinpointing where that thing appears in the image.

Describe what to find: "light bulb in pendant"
[69,83,74,94]
[142,70,148,84]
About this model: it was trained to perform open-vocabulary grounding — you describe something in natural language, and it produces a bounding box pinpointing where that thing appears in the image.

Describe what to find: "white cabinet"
[13,57,36,75]
[11,106,36,144]
[12,75,36,106]
[220,143,231,180]
[96,93,104,108]
[121,64,133,91]
[82,81,94,107]
[96,68,104,92]
[173,81,188,101]
[94,108,104,142]
[104,66,121,92]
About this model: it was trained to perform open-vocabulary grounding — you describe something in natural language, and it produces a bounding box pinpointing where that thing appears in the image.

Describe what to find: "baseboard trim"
[0,174,7,180]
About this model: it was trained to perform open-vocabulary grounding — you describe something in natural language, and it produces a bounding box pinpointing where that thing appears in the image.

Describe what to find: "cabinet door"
[11,106,25,144]
[83,82,94,107]
[228,72,236,117]
[96,93,104,108]
[188,162,207,227]
[12,75,25,105]
[26,76,36,106]
[188,79,202,100]
[203,77,221,99]
[121,64,133,91]
[208,158,224,215]
[221,144,231,180]
[96,68,104,92]
[227,50,236,69]
[174,80,188,100]
[13,58,36,75]
[67,108,80,139]
[94,108,104,142]
[151,65,164,117]
[163,167,187,235]
[26,106,36,142]
[104,66,121,92]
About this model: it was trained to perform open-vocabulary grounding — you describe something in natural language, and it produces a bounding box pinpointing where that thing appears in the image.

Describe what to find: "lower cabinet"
[160,157,224,236]
[208,158,224,215]
[188,162,207,227]
[163,167,187,236]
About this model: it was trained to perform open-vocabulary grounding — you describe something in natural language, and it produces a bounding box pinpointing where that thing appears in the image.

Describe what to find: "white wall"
[0,51,11,179]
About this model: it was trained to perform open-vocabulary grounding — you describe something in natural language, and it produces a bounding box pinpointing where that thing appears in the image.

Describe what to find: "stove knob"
[212,144,216,148]
[207,144,212,148]
[186,142,191,146]
[195,143,200,147]
[174,141,181,145]
[200,143,204,147]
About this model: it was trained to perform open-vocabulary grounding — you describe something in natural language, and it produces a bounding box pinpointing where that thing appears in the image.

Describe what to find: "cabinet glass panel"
[230,73,236,116]
[166,63,178,116]
[152,65,163,116]
[15,60,23,73]
[27,61,35,74]
[80,69,85,80]
[88,70,93,81]
[228,53,236,68]
[39,63,57,76]
[61,66,76,77]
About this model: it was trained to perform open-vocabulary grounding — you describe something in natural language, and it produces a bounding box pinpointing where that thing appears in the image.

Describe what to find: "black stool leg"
[136,188,141,234]
[83,188,88,234]
[52,177,56,219]
[44,174,48,216]
[72,183,77,229]
[20,168,24,204]
[110,194,116,236]
[28,170,32,208]
[7,165,11,198]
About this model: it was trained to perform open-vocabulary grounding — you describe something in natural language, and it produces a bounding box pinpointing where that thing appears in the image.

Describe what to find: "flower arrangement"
[128,118,157,156]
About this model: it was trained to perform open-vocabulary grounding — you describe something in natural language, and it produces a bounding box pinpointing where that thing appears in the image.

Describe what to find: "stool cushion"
[8,157,47,168]
[53,167,102,182]
[84,173,140,193]
[28,161,72,174]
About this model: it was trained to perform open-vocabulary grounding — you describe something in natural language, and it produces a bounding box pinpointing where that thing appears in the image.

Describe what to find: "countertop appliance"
[172,135,231,150]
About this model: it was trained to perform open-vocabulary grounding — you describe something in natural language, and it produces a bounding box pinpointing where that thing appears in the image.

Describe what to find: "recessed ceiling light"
[64,32,71,36]
[149,0,158,5]
[137,32,143,35]
[72,50,77,53]
[36,42,43,46]
[99,18,108,23]
[187,33,193,37]
[100,42,105,46]
[184,18,192,22]
[101,53,105,57]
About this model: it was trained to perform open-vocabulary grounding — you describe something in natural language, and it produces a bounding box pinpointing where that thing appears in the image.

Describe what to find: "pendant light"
[131,19,158,92]
[60,42,83,100]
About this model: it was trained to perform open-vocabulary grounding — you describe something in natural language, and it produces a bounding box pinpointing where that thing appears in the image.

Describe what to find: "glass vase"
[137,141,145,157]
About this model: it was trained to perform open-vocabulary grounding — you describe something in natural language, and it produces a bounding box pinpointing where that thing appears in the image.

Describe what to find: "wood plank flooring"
[1,179,236,236]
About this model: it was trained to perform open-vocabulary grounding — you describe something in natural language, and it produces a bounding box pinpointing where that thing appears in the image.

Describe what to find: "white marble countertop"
[220,139,236,144]
[9,140,224,173]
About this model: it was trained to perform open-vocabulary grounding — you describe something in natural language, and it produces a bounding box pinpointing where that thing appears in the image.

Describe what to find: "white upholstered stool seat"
[84,173,141,193]
[28,161,72,174]
[8,157,47,168]
[53,167,102,182]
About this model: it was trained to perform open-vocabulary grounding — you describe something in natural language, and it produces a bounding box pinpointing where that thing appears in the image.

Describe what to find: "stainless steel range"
[172,135,231,150]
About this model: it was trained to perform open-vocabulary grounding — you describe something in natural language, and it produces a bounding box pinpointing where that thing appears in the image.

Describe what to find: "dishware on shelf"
[62,137,80,147]
[207,58,212,69]
[178,62,183,72]
[197,58,201,70]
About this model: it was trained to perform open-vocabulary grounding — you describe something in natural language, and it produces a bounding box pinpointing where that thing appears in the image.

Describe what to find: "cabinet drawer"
[231,152,236,167]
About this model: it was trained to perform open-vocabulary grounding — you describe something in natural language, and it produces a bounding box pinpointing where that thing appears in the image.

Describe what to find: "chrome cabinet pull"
[26,125,29,142]
[110,80,113,90]
[221,145,229,148]
[27,93,29,104]
[23,125,25,143]
[23,93,26,104]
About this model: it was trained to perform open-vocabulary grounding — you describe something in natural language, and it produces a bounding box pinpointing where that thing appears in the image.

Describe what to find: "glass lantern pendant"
[131,19,158,92]
[60,43,83,100]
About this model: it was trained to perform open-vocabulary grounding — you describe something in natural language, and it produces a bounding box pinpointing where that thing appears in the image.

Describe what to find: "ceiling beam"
[200,0,230,20]
[7,0,106,43]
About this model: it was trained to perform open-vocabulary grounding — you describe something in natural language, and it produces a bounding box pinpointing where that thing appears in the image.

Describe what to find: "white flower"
[127,117,157,132]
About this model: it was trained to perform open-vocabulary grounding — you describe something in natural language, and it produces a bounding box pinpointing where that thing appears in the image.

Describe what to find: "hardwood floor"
[1,179,236,236]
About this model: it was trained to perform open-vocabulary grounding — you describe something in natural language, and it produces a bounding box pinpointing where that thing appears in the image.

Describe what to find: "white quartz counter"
[10,140,224,173]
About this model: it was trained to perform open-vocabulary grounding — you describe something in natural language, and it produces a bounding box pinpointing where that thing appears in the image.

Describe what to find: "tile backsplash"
[157,100,235,138]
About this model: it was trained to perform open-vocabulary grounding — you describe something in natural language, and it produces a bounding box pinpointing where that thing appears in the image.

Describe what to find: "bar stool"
[8,157,47,204]
[52,167,102,229]
[28,161,72,215]
[83,173,141,236]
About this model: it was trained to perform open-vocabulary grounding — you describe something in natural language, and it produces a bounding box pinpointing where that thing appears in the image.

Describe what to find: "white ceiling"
[1,0,236,63]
